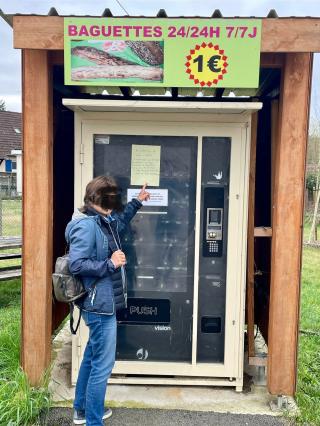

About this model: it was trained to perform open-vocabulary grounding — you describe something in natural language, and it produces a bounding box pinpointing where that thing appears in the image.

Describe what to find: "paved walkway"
[48,323,297,425]
[40,407,290,426]
[50,323,298,417]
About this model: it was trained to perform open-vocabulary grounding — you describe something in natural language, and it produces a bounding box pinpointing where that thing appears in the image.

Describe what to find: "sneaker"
[73,407,112,424]
[73,409,86,425]
[103,407,113,420]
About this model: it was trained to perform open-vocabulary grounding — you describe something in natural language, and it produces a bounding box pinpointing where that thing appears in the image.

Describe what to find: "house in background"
[0,111,22,196]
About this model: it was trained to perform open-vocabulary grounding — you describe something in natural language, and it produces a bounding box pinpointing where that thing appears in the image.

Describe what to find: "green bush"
[0,281,52,425]
[306,172,320,191]
[0,366,51,425]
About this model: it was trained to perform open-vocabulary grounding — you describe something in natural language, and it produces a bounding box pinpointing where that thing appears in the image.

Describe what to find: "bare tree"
[307,72,320,243]
[308,159,320,243]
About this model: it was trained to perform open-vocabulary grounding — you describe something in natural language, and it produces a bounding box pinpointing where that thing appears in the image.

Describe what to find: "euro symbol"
[207,55,222,73]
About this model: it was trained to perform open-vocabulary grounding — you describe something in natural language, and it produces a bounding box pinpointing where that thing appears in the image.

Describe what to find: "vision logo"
[154,325,171,331]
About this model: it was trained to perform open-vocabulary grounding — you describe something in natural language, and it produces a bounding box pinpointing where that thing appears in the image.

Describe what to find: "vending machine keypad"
[202,189,224,258]
[206,207,223,256]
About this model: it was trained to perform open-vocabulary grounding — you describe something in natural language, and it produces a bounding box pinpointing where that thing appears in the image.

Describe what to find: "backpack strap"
[69,302,82,335]
[65,242,70,255]
[69,276,99,335]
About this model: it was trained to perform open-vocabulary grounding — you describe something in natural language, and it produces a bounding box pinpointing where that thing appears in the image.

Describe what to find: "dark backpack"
[52,252,97,334]
[52,254,86,303]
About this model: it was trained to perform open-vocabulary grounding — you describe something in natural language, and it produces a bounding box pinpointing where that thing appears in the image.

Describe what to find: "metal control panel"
[198,137,231,363]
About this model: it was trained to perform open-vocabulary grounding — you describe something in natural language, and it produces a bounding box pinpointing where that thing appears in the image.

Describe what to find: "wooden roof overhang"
[5,14,320,53]
[2,12,318,100]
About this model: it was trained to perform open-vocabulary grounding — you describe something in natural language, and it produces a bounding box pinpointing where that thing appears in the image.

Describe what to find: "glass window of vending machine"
[64,100,262,391]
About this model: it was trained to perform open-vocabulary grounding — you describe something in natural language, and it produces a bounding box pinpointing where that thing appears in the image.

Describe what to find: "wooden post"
[268,53,313,396]
[21,50,53,386]
[247,112,258,358]
[270,100,279,221]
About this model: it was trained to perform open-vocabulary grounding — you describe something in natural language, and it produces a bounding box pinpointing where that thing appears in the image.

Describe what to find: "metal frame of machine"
[64,100,262,391]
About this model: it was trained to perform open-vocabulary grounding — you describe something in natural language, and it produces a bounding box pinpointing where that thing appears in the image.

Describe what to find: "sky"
[0,0,319,126]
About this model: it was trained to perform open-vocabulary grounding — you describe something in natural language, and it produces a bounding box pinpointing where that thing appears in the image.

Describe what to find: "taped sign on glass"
[130,144,161,187]
[127,188,168,207]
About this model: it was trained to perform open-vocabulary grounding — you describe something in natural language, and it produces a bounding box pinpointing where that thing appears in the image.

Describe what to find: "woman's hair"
[80,175,122,212]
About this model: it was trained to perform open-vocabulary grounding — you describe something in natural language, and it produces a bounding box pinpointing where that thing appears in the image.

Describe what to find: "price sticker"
[185,42,228,87]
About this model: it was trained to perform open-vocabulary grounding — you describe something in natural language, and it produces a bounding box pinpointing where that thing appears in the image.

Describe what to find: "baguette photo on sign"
[70,40,164,83]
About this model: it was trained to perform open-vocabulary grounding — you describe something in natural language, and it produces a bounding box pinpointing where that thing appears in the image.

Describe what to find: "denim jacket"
[65,198,142,315]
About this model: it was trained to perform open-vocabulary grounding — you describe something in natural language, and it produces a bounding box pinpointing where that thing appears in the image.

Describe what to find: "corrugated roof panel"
[267,9,279,18]
[48,7,58,16]
[102,8,113,17]
[1,8,320,19]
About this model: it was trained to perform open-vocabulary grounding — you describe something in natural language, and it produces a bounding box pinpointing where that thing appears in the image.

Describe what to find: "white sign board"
[127,188,168,207]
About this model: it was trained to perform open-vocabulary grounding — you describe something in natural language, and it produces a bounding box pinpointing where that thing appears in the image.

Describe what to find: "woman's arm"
[114,183,150,233]
[68,219,116,277]
[113,198,143,233]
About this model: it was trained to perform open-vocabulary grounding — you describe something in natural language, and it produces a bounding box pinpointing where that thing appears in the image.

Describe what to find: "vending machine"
[64,99,261,391]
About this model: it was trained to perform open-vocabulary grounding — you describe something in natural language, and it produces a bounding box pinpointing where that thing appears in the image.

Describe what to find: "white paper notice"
[127,189,168,207]
[130,144,161,187]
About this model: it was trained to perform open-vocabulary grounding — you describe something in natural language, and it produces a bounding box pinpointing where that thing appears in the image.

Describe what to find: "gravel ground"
[38,407,291,426]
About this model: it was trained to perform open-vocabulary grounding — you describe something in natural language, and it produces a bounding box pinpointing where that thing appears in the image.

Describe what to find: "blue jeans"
[73,310,117,426]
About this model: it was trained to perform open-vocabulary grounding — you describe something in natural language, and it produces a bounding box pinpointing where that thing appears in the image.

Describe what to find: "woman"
[65,176,150,425]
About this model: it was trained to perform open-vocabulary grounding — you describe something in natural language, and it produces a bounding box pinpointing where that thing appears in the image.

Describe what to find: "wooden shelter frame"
[3,13,317,396]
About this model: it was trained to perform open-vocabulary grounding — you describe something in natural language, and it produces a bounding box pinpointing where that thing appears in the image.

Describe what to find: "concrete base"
[49,322,298,417]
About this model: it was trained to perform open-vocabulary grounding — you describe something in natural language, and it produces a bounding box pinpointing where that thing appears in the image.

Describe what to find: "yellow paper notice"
[131,145,161,187]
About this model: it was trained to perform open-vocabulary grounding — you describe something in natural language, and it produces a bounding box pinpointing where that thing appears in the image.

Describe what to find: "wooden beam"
[12,16,320,52]
[261,19,320,52]
[21,49,53,386]
[260,53,285,68]
[14,16,64,50]
[267,53,313,396]
[49,49,64,65]
[271,100,279,221]
[254,227,272,237]
[246,112,258,358]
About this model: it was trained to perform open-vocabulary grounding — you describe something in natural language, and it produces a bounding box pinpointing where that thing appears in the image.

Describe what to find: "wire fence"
[0,175,22,237]
[0,176,22,279]
[0,197,22,237]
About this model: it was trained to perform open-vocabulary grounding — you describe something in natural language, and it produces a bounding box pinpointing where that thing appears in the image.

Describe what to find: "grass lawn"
[0,239,319,423]
[0,279,51,425]
[303,216,320,241]
[296,246,320,425]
